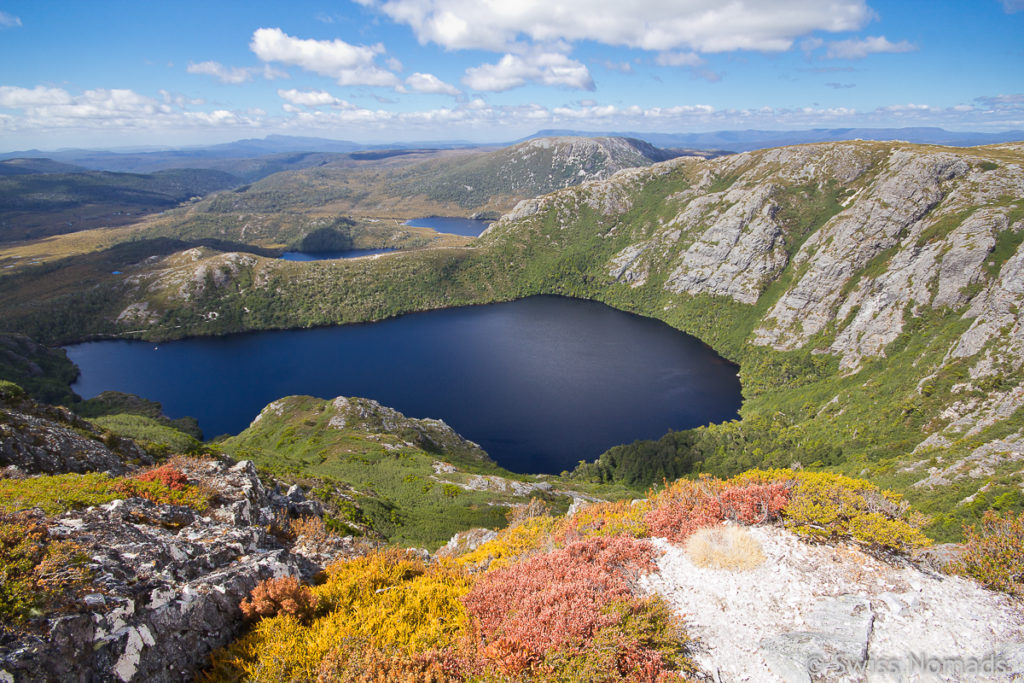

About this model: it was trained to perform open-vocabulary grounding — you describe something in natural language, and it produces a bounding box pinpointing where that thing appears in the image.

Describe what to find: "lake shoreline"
[66,295,742,474]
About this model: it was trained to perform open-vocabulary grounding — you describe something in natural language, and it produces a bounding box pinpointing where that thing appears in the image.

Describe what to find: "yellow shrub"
[458,515,560,570]
[734,469,930,553]
[556,499,650,540]
[208,550,475,682]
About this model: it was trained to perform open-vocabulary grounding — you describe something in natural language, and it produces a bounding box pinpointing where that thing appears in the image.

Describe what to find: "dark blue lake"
[66,297,740,474]
[405,216,492,236]
[280,248,394,261]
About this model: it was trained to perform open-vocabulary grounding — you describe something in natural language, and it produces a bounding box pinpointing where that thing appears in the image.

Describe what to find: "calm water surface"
[279,248,394,261]
[66,297,740,474]
[404,216,492,236]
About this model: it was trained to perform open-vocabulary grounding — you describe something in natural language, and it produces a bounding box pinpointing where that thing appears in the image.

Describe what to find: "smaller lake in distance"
[66,297,741,474]
[280,248,395,261]
[405,216,492,236]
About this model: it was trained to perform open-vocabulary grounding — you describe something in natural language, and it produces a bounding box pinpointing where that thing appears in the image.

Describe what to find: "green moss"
[0,471,209,515]
[90,414,201,454]
[986,227,1024,278]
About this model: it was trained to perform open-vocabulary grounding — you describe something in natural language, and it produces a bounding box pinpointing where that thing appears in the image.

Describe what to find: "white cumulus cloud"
[0,85,261,137]
[463,51,594,92]
[360,0,873,53]
[405,72,461,95]
[655,52,705,67]
[277,88,354,108]
[250,27,399,87]
[187,61,288,83]
[0,85,73,108]
[825,35,916,59]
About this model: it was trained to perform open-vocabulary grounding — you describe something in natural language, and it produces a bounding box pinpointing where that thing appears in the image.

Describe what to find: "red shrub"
[645,479,790,543]
[644,481,723,543]
[461,536,658,673]
[719,482,790,525]
[134,464,189,491]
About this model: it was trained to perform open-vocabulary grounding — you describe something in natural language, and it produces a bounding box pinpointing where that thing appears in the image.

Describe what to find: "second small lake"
[66,296,741,474]
[279,248,394,261]
[405,216,492,236]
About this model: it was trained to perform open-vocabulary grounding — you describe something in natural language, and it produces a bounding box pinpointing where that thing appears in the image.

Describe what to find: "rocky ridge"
[3,138,1023,529]
[0,384,151,475]
[478,140,1024,516]
[0,392,363,682]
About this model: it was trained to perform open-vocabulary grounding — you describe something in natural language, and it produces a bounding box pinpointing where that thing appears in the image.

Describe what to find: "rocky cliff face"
[478,140,1024,517]
[0,384,151,475]
[383,135,693,214]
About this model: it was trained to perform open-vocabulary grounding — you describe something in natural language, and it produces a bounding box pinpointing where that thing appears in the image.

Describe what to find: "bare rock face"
[435,527,498,557]
[753,150,971,353]
[663,184,789,304]
[641,527,1024,682]
[950,220,1024,370]
[824,207,1007,370]
[0,458,359,682]
[0,390,150,475]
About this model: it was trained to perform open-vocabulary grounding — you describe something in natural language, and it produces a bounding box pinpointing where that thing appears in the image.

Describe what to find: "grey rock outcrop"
[0,458,360,682]
[642,527,1024,682]
[760,595,874,682]
[0,391,150,475]
[753,150,970,354]
[663,183,788,303]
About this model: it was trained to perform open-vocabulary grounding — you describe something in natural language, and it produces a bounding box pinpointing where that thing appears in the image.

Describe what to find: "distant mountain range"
[2,128,1020,177]
[0,135,478,176]
[523,127,1024,152]
[0,136,681,244]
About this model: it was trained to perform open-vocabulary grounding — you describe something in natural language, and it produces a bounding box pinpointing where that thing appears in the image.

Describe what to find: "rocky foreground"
[0,454,362,682]
[642,528,1024,682]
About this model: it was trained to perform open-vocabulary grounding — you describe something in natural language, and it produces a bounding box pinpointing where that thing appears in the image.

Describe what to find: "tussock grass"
[684,524,766,571]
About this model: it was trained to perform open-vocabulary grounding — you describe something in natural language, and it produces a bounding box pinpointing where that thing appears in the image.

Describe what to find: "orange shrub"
[461,536,658,674]
[134,464,190,490]
[644,477,789,543]
[240,575,318,622]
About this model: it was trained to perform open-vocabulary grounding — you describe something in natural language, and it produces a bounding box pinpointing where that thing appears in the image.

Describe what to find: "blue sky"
[1,0,1022,150]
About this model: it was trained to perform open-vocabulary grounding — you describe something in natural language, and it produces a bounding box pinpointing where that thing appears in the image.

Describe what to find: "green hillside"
[0,168,240,241]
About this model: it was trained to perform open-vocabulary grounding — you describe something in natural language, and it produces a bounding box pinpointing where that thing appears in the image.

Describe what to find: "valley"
[2,136,1022,543]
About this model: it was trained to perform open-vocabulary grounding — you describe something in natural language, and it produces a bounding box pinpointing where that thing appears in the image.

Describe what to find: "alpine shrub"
[240,575,318,621]
[735,470,930,552]
[462,536,658,673]
[946,510,1024,597]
